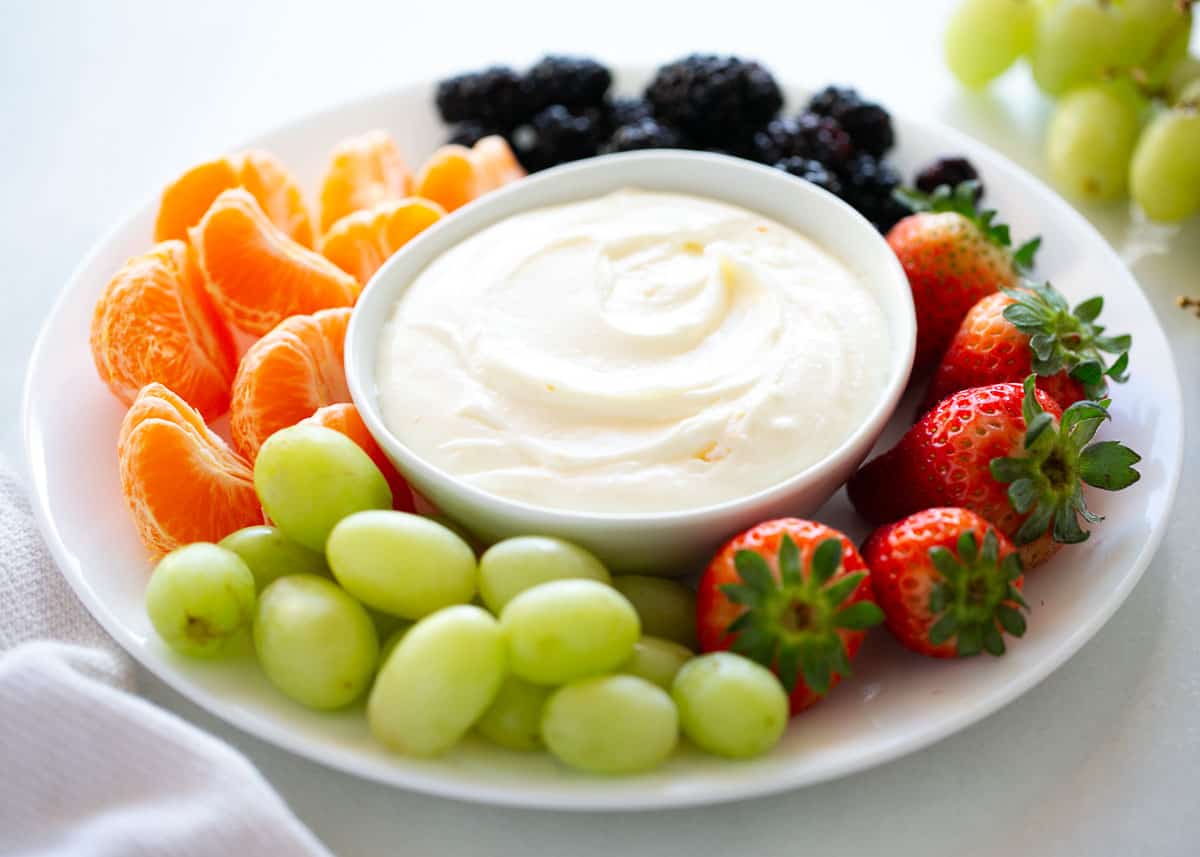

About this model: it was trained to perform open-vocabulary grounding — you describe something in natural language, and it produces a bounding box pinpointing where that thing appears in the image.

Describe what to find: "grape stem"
[1178,296,1200,318]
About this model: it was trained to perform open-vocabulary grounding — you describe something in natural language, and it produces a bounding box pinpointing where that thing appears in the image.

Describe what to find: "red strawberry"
[696,518,883,714]
[862,508,1027,658]
[924,282,1131,413]
[847,377,1141,568]
[889,182,1040,369]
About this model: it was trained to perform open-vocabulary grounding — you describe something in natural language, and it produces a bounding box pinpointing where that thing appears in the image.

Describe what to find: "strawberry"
[889,181,1040,369]
[862,508,1027,658]
[696,518,883,714]
[847,376,1141,568]
[923,281,1131,413]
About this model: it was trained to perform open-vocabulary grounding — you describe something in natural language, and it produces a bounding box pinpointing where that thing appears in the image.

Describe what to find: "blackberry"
[915,156,983,198]
[807,85,895,157]
[709,127,763,161]
[774,157,843,197]
[608,97,654,128]
[644,55,783,145]
[807,85,863,118]
[867,195,911,234]
[839,154,905,233]
[836,102,894,156]
[524,55,612,111]
[604,118,686,152]
[513,105,605,172]
[752,114,854,168]
[435,66,533,128]
[445,120,500,148]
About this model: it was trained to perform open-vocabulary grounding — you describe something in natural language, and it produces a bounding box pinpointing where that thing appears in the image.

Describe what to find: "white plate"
[22,70,1183,811]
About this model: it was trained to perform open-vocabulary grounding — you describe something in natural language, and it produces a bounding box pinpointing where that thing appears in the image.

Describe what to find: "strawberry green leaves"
[895,180,1041,270]
[721,536,883,696]
[925,529,1026,657]
[1001,281,1132,400]
[990,376,1141,546]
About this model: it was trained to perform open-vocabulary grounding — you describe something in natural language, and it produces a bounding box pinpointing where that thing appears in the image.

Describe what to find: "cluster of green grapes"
[945,0,1200,221]
[144,423,790,773]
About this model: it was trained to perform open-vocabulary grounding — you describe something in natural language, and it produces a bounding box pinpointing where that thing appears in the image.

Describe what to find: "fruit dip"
[377,188,891,513]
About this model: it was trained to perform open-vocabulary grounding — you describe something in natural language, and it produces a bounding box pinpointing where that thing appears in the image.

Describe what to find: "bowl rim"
[345,149,916,526]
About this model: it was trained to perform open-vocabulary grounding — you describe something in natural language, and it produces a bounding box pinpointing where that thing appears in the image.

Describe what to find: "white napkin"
[0,462,331,857]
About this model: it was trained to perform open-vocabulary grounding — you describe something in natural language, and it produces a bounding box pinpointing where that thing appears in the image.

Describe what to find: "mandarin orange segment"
[472,135,526,192]
[318,130,413,234]
[413,136,525,213]
[90,240,237,420]
[154,150,314,248]
[413,145,477,213]
[229,307,352,460]
[153,158,241,247]
[317,197,444,284]
[302,403,416,513]
[238,150,316,249]
[119,383,262,556]
[190,189,359,336]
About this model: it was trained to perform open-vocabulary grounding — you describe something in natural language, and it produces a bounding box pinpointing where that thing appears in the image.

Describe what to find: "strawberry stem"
[990,376,1141,546]
[1002,281,1131,399]
[926,529,1026,657]
[721,536,883,695]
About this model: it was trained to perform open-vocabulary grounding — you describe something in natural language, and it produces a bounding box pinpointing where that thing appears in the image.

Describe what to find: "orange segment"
[119,382,262,556]
[190,189,359,336]
[229,307,351,460]
[472,135,526,192]
[413,144,477,213]
[318,130,413,234]
[153,159,241,247]
[155,149,314,248]
[90,241,237,420]
[302,403,416,513]
[239,151,316,249]
[414,136,524,213]
[318,197,444,284]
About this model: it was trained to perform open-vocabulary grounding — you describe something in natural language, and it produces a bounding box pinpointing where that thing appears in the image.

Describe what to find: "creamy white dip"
[377,189,891,514]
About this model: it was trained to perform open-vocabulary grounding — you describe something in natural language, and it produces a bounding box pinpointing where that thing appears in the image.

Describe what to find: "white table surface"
[3,1,1197,854]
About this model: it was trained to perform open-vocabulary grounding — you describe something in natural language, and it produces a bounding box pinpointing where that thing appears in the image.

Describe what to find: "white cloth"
[0,463,331,857]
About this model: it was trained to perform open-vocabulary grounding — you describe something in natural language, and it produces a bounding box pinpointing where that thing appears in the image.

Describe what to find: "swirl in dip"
[377,189,891,514]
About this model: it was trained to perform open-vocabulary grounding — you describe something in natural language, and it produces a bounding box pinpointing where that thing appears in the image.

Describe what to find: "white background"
[3,1,1198,854]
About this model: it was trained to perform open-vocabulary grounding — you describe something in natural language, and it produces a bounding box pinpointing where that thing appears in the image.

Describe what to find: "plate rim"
[21,75,1185,811]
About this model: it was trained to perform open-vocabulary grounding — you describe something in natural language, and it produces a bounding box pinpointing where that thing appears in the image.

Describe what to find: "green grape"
[378,622,413,663]
[326,511,476,619]
[1030,0,1125,95]
[475,675,552,751]
[253,425,392,553]
[619,636,693,690]
[541,675,678,774]
[478,536,610,613]
[1130,103,1200,221]
[611,575,697,649]
[499,579,639,685]
[253,574,378,710]
[1047,80,1144,201]
[1167,55,1200,104]
[367,605,505,757]
[219,525,328,592]
[145,543,256,657]
[1117,0,1193,85]
[672,652,789,759]
[944,0,1037,88]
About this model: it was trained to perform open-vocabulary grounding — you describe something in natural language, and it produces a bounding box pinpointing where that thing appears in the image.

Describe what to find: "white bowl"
[346,150,915,574]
